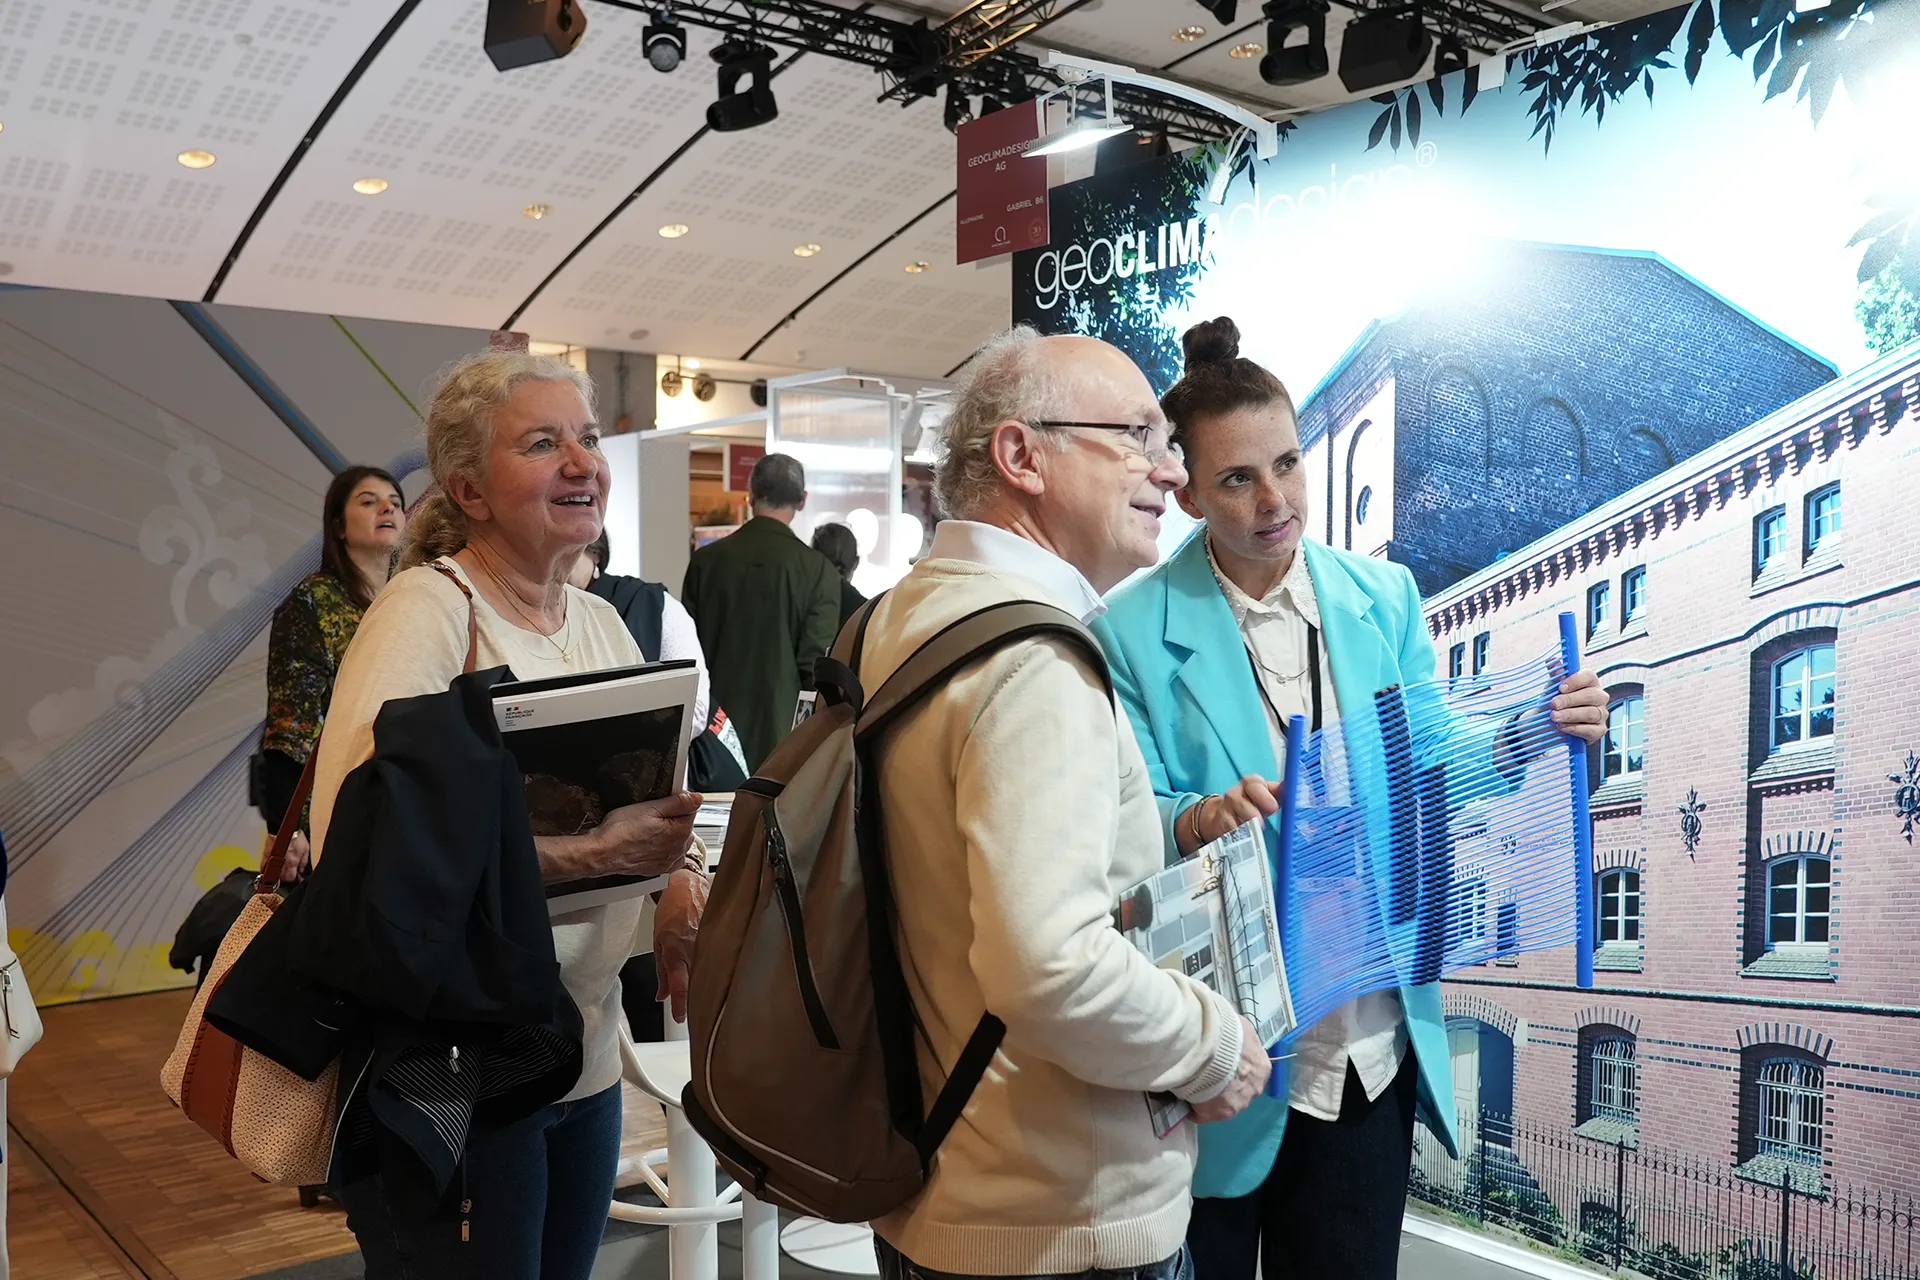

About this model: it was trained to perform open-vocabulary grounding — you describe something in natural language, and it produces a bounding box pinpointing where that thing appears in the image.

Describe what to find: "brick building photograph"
[1281,240,1920,1269]
[1404,335,1920,1268]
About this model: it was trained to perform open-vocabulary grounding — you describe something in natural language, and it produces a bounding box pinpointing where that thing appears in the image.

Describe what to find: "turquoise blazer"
[1093,531,1466,1199]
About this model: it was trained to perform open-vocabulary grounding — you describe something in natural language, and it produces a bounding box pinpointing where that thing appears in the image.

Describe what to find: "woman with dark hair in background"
[810,520,866,625]
[256,465,406,853]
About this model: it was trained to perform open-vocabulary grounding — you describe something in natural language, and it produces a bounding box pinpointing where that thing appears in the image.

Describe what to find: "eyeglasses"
[1029,420,1184,467]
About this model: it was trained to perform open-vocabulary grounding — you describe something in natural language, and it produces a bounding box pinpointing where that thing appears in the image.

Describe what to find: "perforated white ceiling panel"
[0,0,403,300]
[216,0,729,327]
[515,53,967,375]
[1,0,1677,377]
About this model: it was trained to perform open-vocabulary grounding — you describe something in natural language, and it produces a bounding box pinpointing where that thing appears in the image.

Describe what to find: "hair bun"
[1181,316,1242,368]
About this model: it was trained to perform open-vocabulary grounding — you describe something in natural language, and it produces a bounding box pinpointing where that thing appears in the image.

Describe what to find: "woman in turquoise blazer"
[1092,318,1606,1280]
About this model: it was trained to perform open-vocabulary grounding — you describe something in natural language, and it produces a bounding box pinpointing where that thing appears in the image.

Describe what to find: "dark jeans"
[875,1235,1193,1280]
[337,1082,622,1280]
[1187,1055,1417,1280]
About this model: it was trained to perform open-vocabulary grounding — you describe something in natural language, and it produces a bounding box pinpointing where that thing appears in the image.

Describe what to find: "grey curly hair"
[395,349,598,572]
[933,325,1069,520]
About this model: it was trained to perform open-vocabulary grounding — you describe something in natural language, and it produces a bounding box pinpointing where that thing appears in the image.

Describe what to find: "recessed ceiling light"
[1228,41,1264,57]
[353,176,388,195]
[628,328,649,341]
[684,357,702,369]
[904,261,930,273]
[177,149,217,169]
[1173,24,1207,40]
[523,202,552,219]
[658,223,690,238]
[793,243,821,257]
[0,122,6,135]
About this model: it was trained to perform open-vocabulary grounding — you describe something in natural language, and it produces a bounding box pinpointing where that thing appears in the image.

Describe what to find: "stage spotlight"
[484,0,587,72]
[1337,7,1433,92]
[1258,0,1329,85]
[1434,32,1469,75]
[980,94,1006,116]
[644,10,686,72]
[943,84,974,134]
[1194,0,1238,25]
[707,40,778,132]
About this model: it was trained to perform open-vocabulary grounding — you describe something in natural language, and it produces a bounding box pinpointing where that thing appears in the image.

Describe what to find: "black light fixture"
[707,40,778,132]
[484,0,588,71]
[1338,6,1434,92]
[1194,0,1238,25]
[943,83,974,134]
[980,93,1006,116]
[644,9,686,72]
[1259,0,1329,85]
[1433,32,1469,75]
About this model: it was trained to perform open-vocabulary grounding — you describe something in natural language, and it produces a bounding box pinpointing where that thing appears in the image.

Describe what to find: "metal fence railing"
[1409,1109,1918,1279]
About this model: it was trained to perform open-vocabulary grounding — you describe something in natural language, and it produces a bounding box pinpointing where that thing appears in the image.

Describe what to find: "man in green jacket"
[681,452,842,771]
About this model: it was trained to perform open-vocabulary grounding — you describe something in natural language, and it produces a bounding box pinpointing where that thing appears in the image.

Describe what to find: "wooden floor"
[8,989,669,1280]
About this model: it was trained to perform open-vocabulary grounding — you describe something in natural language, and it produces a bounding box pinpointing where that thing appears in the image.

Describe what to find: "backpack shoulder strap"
[813,593,884,716]
[857,600,1112,741]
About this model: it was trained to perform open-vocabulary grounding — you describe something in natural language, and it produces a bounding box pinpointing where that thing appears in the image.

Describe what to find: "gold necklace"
[469,547,574,659]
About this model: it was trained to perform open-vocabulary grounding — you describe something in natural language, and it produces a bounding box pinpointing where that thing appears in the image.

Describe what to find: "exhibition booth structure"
[613,365,949,598]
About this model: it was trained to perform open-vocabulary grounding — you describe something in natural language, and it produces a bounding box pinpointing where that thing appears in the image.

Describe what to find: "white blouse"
[310,557,648,1103]
[1205,537,1409,1121]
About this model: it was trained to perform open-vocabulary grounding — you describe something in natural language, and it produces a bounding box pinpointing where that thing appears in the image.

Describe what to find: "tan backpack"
[682,597,1112,1222]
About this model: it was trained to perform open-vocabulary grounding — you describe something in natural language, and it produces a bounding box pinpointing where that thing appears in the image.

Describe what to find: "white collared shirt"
[1205,536,1408,1121]
[926,519,1108,625]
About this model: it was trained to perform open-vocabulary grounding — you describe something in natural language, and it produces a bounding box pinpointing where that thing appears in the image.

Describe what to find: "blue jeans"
[337,1083,622,1280]
[875,1235,1194,1280]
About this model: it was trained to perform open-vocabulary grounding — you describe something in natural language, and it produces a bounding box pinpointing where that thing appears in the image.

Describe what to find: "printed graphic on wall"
[0,292,492,1005]
[1015,0,1920,1233]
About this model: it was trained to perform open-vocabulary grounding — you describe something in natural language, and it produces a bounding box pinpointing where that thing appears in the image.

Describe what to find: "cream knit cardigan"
[862,557,1241,1276]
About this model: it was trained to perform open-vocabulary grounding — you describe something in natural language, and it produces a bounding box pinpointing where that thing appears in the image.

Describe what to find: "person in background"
[858,326,1267,1280]
[308,350,708,1279]
[680,452,840,771]
[256,465,406,836]
[568,530,735,1044]
[169,851,307,989]
[1092,317,1609,1280]
[568,530,709,731]
[810,521,867,625]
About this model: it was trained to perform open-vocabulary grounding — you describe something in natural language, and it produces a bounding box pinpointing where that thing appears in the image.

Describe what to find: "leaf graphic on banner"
[1428,74,1446,114]
[1463,62,1481,110]
[1685,0,1715,81]
[1405,89,1422,146]
[1390,103,1402,150]
[1367,107,1392,150]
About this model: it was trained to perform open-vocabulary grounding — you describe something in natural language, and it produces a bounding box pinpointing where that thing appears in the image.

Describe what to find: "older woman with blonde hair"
[306,349,708,1279]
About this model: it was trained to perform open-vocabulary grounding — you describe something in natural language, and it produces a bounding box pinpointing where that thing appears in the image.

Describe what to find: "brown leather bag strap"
[427,559,481,674]
[256,747,321,895]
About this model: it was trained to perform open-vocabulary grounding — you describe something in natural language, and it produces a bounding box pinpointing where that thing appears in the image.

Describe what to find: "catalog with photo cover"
[491,660,699,914]
[1118,820,1295,1137]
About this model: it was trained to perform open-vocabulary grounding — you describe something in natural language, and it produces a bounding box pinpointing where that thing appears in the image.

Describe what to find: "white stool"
[612,1029,779,1280]
[780,1217,881,1276]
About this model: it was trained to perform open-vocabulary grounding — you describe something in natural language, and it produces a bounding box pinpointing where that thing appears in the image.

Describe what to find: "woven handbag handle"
[254,560,480,895]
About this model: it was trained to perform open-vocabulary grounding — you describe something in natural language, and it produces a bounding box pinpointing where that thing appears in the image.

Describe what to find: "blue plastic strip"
[1268,712,1306,1095]
[1558,611,1596,990]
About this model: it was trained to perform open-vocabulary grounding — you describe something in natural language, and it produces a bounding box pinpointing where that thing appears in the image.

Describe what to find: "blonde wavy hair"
[396,349,598,572]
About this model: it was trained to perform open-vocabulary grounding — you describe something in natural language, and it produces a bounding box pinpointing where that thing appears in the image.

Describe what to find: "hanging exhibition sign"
[955,100,1049,264]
